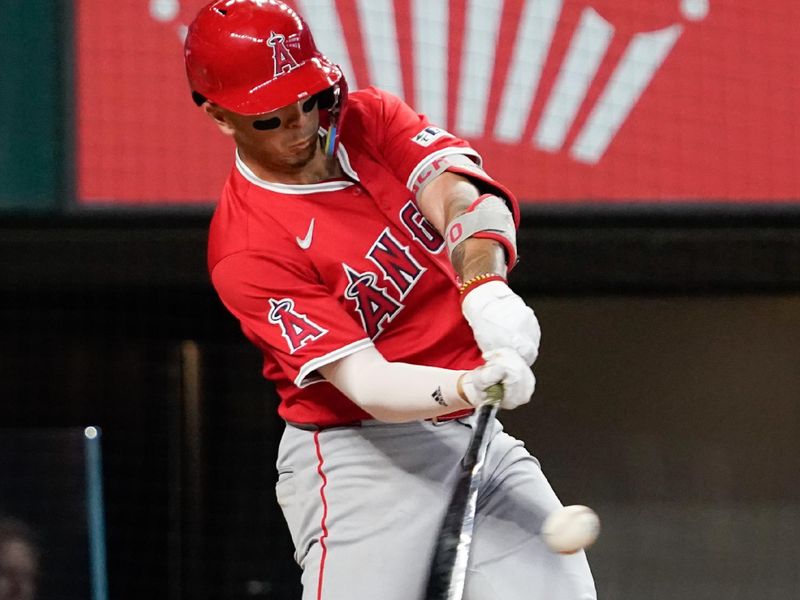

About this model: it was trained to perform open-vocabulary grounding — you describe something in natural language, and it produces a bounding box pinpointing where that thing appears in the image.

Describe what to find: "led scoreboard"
[76,0,799,206]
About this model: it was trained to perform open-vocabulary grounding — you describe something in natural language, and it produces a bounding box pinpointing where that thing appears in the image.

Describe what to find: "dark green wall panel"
[0,1,66,211]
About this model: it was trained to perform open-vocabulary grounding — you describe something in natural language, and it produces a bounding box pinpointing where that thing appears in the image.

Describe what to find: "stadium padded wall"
[1,218,798,599]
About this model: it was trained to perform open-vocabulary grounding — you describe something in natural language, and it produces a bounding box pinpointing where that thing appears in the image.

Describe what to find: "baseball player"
[184,1,595,599]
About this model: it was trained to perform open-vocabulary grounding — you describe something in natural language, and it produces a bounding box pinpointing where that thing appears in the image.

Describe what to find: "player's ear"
[203,103,236,137]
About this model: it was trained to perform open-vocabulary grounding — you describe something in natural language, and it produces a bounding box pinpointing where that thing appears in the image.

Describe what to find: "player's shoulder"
[345,86,407,122]
[345,86,411,132]
[207,169,296,272]
[347,86,389,108]
[341,87,417,151]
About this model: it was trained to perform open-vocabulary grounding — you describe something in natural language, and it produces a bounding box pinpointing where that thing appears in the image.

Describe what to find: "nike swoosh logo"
[296,218,315,250]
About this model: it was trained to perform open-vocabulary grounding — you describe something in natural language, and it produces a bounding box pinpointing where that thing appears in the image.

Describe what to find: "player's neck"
[239,142,343,185]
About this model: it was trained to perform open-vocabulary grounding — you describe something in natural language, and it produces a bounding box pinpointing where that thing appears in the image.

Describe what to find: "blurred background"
[1,1,798,598]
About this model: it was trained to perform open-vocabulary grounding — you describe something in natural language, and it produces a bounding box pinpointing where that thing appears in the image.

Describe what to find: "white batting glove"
[460,348,535,410]
[461,281,541,366]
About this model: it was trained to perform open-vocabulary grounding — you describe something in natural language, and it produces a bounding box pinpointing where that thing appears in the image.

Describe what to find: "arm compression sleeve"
[318,346,472,422]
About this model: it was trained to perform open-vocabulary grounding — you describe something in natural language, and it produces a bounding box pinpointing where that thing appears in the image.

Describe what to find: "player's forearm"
[450,238,507,282]
[318,347,472,422]
[418,172,510,281]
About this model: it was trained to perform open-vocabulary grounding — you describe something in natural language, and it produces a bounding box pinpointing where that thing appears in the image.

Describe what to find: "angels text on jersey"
[268,202,444,351]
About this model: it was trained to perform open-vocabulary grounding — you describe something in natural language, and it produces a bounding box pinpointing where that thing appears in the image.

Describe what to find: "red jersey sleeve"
[211,250,373,388]
[346,88,519,223]
[350,87,478,188]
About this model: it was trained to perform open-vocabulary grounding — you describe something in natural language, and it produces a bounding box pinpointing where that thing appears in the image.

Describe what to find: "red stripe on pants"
[313,430,330,600]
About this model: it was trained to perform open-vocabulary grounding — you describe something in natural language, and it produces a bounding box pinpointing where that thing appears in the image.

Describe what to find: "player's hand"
[460,348,535,410]
[461,281,541,366]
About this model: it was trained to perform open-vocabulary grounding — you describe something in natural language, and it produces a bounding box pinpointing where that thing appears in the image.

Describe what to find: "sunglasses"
[252,88,336,131]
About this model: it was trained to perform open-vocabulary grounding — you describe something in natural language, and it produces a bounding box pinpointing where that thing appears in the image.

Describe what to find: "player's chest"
[277,182,452,335]
[284,181,447,281]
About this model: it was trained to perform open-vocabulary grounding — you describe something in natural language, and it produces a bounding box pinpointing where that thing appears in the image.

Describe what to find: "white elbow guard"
[444,194,518,268]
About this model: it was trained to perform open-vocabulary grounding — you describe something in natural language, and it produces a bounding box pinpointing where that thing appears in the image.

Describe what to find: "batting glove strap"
[458,273,507,298]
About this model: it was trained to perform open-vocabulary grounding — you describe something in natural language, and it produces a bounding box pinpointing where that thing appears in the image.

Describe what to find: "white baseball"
[541,505,600,554]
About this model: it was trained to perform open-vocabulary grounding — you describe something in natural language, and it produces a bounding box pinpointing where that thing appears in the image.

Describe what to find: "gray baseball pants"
[276,415,596,600]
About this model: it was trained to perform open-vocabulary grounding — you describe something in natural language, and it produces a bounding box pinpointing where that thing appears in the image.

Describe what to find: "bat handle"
[484,383,504,407]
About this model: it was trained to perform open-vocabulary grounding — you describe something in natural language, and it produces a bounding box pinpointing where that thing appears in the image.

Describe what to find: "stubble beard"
[284,136,319,170]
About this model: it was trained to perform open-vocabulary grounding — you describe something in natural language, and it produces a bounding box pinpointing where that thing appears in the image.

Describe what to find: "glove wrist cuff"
[456,372,474,406]
[458,273,506,300]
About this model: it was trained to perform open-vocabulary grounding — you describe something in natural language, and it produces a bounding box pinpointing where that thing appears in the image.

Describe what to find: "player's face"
[209,95,322,173]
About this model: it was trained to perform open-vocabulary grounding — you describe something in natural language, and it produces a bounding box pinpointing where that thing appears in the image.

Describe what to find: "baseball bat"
[423,383,503,600]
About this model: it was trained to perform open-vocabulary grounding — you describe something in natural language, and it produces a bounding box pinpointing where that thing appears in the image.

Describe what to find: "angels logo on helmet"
[267,31,301,77]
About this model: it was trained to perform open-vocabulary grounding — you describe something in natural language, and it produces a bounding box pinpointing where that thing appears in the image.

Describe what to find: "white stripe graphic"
[149,0,179,22]
[455,0,504,137]
[295,0,358,88]
[534,8,614,151]
[571,24,683,163]
[412,0,448,126]
[356,0,404,97]
[494,0,562,142]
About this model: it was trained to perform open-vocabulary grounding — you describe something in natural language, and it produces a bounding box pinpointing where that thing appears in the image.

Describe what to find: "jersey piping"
[234,130,360,195]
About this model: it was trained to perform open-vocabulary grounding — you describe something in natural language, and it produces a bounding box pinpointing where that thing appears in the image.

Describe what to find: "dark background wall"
[1,215,798,599]
[513,295,800,599]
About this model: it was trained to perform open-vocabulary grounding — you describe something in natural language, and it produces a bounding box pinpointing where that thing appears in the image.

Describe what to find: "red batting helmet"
[184,0,345,116]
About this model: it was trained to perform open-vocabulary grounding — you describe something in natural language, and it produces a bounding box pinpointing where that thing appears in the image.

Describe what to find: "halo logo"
[295,0,709,164]
[267,31,301,76]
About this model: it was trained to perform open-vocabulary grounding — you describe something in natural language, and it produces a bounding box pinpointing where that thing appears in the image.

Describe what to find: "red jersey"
[209,88,502,426]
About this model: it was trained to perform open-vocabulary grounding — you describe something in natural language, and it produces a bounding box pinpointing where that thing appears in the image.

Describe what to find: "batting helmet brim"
[212,59,343,116]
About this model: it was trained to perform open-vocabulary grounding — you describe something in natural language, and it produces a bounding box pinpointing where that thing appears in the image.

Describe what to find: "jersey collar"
[235,130,360,195]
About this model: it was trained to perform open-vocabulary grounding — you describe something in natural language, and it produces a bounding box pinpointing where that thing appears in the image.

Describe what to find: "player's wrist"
[458,273,507,300]
[460,279,513,314]
[456,372,475,407]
